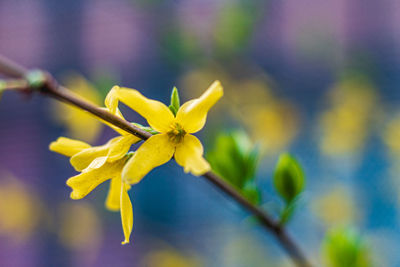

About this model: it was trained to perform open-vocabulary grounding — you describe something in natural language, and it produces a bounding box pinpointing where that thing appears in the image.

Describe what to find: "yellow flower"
[53,74,103,142]
[318,75,378,156]
[50,136,135,244]
[142,247,204,267]
[49,81,222,243]
[112,81,223,184]
[0,173,42,243]
[49,87,140,244]
[383,113,400,157]
[311,185,359,227]
[58,202,102,252]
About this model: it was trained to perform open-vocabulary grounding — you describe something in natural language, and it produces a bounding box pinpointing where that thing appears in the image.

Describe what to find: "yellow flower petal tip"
[205,80,224,100]
[49,137,91,157]
[69,191,82,200]
[66,179,85,200]
[105,205,120,212]
[105,85,121,113]
[211,80,223,91]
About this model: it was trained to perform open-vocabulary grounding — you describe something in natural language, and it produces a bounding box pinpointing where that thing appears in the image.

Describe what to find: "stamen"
[167,123,186,143]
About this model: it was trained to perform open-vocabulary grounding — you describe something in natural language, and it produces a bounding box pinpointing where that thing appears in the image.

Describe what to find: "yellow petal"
[49,137,91,157]
[105,86,120,115]
[176,81,223,133]
[105,176,122,212]
[122,133,175,184]
[66,159,124,200]
[70,145,108,172]
[174,134,210,176]
[103,85,133,135]
[120,182,133,245]
[70,135,136,172]
[116,88,174,133]
[82,156,108,173]
[107,135,139,161]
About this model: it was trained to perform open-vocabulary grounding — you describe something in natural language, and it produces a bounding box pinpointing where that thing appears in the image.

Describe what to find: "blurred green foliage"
[91,70,119,99]
[206,130,261,205]
[213,1,260,57]
[161,29,202,66]
[322,227,372,267]
[161,0,262,66]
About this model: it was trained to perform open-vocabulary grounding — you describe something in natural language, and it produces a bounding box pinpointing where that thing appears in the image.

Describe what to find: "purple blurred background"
[1,0,400,266]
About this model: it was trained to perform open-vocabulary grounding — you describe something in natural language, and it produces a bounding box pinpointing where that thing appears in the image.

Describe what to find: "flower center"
[167,123,186,144]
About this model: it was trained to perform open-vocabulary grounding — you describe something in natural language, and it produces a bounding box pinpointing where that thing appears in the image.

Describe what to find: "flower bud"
[25,69,46,89]
[168,86,180,116]
[273,153,305,203]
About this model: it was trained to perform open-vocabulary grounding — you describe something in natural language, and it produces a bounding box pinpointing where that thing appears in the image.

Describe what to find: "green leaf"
[169,86,180,116]
[273,153,305,204]
[242,182,261,205]
[206,130,261,203]
[322,227,372,267]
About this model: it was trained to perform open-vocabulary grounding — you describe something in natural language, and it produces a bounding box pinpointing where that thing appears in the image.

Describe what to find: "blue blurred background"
[1,0,400,266]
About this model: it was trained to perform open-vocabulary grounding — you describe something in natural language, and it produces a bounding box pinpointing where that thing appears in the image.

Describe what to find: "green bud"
[132,122,158,135]
[273,153,305,204]
[168,86,180,116]
[322,227,372,267]
[25,69,46,89]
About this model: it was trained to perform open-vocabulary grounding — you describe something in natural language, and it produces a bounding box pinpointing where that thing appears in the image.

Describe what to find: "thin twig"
[0,55,312,267]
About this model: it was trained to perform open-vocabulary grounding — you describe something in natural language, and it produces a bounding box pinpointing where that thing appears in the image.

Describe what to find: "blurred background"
[0,0,400,266]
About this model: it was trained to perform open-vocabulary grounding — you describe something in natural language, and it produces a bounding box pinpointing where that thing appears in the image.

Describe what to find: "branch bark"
[0,55,312,267]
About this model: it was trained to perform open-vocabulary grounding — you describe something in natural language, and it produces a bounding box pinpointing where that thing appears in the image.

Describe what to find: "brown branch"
[0,55,312,267]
